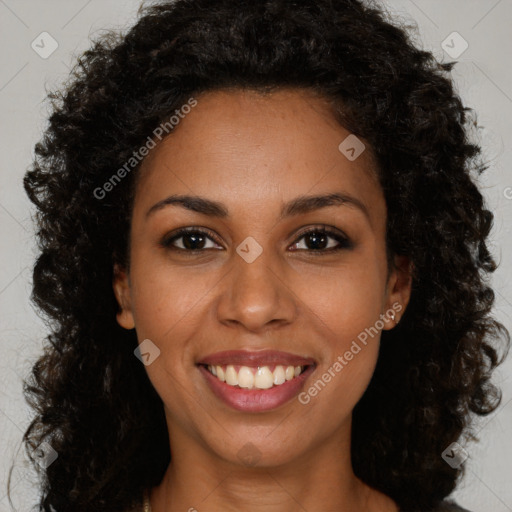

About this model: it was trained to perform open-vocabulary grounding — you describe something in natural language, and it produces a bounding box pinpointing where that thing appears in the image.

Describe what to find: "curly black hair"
[17,0,509,511]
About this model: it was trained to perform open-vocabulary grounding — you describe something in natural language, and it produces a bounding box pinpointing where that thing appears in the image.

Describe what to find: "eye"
[289,225,352,253]
[160,227,223,252]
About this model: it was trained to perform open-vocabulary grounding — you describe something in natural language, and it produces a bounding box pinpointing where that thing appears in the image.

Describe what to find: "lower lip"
[198,364,315,413]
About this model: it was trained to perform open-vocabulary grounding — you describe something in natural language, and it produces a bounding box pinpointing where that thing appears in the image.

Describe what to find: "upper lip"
[197,350,316,367]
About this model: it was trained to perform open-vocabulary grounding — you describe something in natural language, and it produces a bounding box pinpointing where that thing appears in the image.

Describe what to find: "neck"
[149,420,397,512]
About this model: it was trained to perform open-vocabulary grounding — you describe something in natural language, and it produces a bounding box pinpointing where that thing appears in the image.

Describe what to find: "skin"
[113,88,412,512]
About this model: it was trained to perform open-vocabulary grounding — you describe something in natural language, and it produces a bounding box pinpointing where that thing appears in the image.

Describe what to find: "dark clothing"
[401,501,471,512]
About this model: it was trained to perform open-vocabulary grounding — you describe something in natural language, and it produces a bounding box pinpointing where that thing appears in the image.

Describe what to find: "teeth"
[238,366,254,389]
[206,364,307,389]
[225,365,238,386]
[254,366,273,389]
[273,365,286,385]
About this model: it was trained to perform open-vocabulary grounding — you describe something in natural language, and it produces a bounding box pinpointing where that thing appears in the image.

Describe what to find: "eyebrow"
[145,192,370,221]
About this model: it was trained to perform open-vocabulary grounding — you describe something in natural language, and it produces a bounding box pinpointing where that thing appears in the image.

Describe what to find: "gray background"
[0,1,511,511]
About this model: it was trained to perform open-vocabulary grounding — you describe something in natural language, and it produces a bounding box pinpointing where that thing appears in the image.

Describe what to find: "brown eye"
[302,231,330,250]
[161,228,223,252]
[289,226,352,253]
[176,232,208,250]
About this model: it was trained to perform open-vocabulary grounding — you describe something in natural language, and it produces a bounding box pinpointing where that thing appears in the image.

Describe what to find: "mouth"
[199,363,309,389]
[196,350,316,412]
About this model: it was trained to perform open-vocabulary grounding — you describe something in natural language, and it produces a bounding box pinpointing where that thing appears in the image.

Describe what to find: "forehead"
[134,88,385,228]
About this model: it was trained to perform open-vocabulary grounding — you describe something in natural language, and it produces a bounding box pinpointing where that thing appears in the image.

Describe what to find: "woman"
[20,0,509,511]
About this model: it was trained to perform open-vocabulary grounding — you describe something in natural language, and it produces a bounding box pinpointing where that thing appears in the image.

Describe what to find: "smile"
[203,364,307,389]
[196,350,316,412]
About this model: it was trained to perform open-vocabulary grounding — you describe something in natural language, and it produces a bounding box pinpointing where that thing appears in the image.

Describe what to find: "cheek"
[130,257,217,340]
[296,258,386,345]
[127,258,214,423]
[127,256,216,398]
[297,291,382,425]
[294,259,385,409]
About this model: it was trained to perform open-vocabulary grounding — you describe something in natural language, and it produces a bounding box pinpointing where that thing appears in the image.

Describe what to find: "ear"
[382,255,413,330]
[112,263,135,330]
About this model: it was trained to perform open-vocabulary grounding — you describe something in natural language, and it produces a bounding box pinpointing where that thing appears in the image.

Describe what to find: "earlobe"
[112,263,135,330]
[383,255,413,330]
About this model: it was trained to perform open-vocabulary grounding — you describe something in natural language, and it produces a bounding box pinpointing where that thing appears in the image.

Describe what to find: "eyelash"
[160,225,352,255]
[291,226,353,253]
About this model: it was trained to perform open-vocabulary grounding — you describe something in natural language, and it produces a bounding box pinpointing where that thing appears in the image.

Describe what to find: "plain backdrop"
[0,1,511,511]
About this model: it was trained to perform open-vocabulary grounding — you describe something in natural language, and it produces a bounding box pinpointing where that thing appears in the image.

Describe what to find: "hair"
[17,0,509,511]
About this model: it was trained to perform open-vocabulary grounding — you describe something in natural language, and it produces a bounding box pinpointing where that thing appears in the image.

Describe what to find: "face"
[113,88,411,469]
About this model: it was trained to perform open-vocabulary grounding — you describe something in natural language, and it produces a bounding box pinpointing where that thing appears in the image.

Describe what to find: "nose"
[215,248,297,332]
